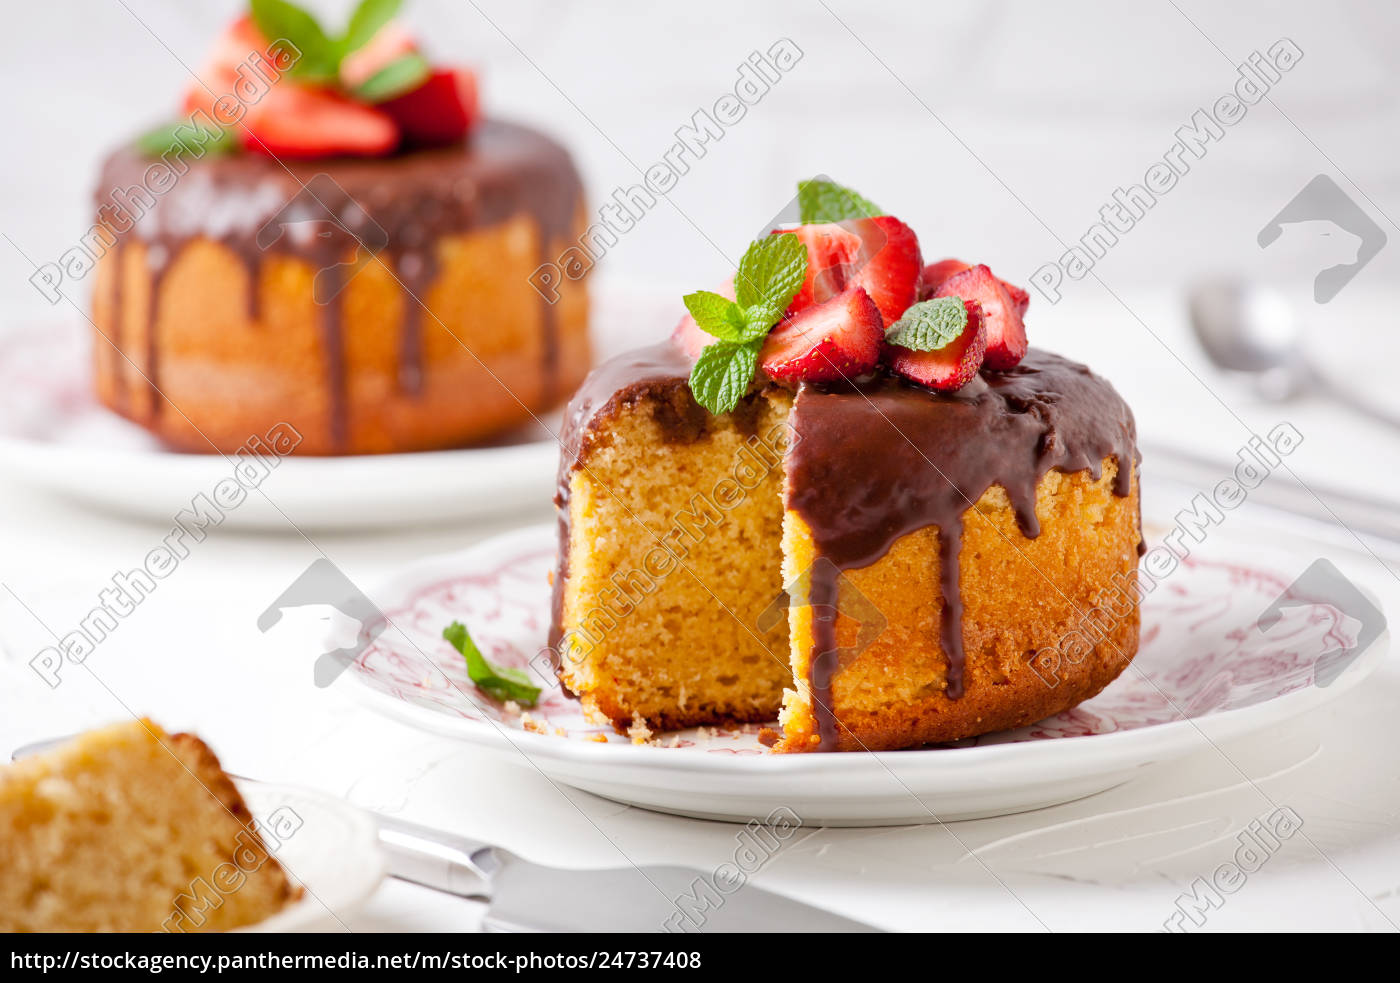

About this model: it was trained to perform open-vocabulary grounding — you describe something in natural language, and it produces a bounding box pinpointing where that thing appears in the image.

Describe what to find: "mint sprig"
[684,234,808,414]
[252,0,405,85]
[798,178,882,224]
[443,621,541,707]
[885,297,969,352]
[136,119,236,158]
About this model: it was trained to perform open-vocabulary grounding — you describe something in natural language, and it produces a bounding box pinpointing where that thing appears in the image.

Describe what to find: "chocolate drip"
[144,245,172,419]
[393,248,435,395]
[785,351,1139,748]
[95,120,582,449]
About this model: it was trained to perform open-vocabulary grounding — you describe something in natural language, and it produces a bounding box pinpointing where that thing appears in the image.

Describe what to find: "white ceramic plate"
[235,779,384,932]
[0,281,674,530]
[343,524,1391,826]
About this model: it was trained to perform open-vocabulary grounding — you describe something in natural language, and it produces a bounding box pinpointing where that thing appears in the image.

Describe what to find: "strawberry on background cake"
[93,0,590,455]
[554,179,1142,752]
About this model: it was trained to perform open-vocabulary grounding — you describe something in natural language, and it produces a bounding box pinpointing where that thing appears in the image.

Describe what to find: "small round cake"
[548,180,1142,752]
[91,12,589,455]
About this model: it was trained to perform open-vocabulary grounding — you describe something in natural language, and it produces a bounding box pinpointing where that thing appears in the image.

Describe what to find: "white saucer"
[0,281,676,530]
[342,524,1390,826]
[235,779,384,932]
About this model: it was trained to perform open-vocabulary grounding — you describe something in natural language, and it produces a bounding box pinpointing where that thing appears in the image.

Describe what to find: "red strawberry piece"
[933,264,1027,370]
[183,16,285,119]
[775,216,921,328]
[1005,280,1030,318]
[759,285,882,384]
[242,84,398,158]
[381,68,479,147]
[922,258,1030,318]
[918,259,970,299]
[885,299,987,392]
[772,222,864,313]
[340,22,418,89]
[671,278,735,360]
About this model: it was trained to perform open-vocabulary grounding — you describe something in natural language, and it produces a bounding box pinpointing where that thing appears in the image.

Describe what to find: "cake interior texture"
[552,346,1141,751]
[0,719,297,932]
[556,389,794,731]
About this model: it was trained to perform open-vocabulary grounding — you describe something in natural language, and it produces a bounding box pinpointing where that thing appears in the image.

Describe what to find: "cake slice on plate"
[550,180,1142,752]
[0,719,297,932]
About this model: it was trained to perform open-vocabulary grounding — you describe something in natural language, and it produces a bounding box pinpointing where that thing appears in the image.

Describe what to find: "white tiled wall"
[2,0,1397,314]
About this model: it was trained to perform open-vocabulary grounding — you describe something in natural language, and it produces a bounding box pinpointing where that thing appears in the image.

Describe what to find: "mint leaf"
[734,233,808,315]
[353,52,430,102]
[251,0,338,82]
[689,341,760,415]
[342,0,402,56]
[798,178,882,223]
[135,120,235,159]
[885,297,969,352]
[683,290,747,341]
[442,621,541,707]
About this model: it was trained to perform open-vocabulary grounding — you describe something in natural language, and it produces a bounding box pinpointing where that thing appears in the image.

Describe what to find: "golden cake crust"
[775,460,1141,752]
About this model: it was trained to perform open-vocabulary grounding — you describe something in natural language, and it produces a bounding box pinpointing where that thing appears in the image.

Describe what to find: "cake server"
[11,736,876,933]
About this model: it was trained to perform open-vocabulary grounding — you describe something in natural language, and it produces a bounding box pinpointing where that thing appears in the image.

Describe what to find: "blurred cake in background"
[92,2,589,454]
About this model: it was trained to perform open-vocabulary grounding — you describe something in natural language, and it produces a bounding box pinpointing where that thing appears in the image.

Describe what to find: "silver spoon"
[1187,279,1400,428]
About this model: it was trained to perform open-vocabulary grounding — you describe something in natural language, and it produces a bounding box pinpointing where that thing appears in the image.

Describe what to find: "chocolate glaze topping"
[96,120,581,449]
[549,344,1138,749]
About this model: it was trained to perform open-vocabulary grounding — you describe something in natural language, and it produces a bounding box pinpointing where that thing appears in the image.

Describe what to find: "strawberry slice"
[183,16,284,119]
[381,68,479,147]
[921,258,1030,318]
[759,285,882,384]
[671,278,735,360]
[775,216,921,328]
[933,264,1026,370]
[242,84,398,158]
[885,299,987,392]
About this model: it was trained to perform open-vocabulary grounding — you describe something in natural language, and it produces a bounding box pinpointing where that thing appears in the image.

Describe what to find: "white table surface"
[2,282,1399,933]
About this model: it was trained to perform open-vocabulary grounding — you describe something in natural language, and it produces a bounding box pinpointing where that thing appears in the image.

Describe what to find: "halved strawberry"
[242,84,398,158]
[183,15,284,119]
[381,68,479,147]
[759,285,882,383]
[885,299,986,392]
[921,258,1030,318]
[775,216,921,327]
[933,265,1026,370]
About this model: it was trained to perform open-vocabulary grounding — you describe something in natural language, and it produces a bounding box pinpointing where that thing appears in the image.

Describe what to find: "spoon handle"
[1308,364,1400,431]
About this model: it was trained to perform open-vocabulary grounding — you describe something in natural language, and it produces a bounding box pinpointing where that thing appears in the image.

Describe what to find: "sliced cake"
[0,719,297,932]
[550,179,1141,752]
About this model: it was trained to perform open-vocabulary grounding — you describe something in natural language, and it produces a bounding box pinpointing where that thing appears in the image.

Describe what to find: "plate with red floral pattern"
[343,524,1389,826]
